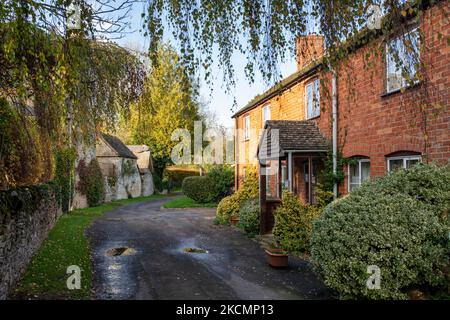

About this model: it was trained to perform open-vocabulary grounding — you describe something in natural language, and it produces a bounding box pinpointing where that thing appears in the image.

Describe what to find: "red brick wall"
[313,1,449,194]
[235,2,449,194]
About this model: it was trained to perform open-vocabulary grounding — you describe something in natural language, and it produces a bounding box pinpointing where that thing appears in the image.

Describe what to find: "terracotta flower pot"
[265,248,289,268]
[230,216,239,226]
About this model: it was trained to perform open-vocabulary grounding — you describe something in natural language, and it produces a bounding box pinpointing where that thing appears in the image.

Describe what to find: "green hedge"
[181,166,234,203]
[238,198,260,236]
[273,191,321,252]
[207,165,234,201]
[182,176,216,203]
[311,163,450,299]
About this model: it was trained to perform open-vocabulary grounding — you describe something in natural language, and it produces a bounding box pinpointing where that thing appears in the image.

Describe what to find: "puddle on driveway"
[183,247,208,254]
[106,247,136,257]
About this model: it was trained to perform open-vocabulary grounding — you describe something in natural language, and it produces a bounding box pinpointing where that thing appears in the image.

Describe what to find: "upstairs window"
[348,158,370,192]
[305,79,320,119]
[262,105,271,127]
[387,154,421,172]
[386,29,420,93]
[244,115,251,140]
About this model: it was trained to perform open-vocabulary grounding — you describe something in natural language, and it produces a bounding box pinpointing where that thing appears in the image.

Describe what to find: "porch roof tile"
[258,120,329,160]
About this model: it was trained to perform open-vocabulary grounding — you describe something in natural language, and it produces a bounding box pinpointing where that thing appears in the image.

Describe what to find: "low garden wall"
[0,183,62,299]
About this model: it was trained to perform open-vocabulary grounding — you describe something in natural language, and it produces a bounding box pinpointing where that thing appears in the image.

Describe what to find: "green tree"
[124,44,203,191]
[0,2,145,188]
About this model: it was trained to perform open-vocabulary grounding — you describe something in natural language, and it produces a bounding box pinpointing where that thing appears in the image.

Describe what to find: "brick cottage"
[232,1,449,233]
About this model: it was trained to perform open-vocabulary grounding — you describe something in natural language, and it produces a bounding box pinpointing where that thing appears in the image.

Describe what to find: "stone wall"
[0,184,62,299]
[141,172,154,197]
[98,157,142,201]
[72,139,97,209]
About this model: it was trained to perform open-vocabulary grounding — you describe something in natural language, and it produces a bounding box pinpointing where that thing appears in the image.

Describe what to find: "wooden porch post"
[288,152,293,192]
[278,159,282,198]
[308,156,313,204]
[259,163,267,235]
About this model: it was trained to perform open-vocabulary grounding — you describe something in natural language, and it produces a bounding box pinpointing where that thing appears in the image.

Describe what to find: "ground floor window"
[387,155,421,172]
[348,159,370,192]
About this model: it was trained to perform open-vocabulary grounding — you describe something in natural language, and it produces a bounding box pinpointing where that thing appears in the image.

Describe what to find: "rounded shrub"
[273,191,321,252]
[215,194,240,225]
[311,163,450,299]
[182,176,216,203]
[238,198,260,236]
[214,166,259,225]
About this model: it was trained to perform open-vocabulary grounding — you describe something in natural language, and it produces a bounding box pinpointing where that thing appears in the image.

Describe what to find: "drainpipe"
[332,70,338,200]
[288,151,293,192]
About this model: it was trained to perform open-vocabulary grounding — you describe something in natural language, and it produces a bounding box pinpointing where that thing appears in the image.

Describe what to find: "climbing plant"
[77,158,105,207]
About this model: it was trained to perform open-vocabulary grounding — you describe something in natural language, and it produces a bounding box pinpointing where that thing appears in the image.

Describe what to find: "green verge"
[13,194,168,300]
[163,195,217,208]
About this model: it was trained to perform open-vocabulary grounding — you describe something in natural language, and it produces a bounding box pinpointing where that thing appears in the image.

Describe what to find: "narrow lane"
[87,197,331,300]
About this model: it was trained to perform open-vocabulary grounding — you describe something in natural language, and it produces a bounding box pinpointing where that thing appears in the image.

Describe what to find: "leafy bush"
[215,166,259,225]
[238,198,260,236]
[207,165,234,201]
[54,148,76,212]
[237,167,259,200]
[273,191,321,252]
[182,176,216,203]
[215,194,241,225]
[311,163,450,299]
[77,158,105,207]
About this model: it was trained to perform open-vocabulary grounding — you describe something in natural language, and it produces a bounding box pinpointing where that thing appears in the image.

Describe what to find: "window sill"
[306,114,321,120]
[381,81,421,98]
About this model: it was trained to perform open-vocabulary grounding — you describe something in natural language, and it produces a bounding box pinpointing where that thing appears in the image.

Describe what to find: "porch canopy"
[257,120,329,234]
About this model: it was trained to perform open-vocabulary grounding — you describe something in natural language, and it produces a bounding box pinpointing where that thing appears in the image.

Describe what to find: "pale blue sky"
[114,2,297,128]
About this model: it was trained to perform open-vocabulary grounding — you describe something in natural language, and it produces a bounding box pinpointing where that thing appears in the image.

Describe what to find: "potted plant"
[265,246,289,268]
[230,215,240,226]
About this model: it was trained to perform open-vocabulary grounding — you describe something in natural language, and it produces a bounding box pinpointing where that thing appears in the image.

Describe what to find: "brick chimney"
[296,35,324,71]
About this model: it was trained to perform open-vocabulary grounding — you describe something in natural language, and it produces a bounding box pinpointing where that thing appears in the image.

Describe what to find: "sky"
[113,2,297,129]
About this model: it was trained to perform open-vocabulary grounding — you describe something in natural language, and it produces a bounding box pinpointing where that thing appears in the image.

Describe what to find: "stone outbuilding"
[127,145,155,197]
[96,134,142,201]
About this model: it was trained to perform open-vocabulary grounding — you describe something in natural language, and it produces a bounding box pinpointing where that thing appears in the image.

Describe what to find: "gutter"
[331,69,338,200]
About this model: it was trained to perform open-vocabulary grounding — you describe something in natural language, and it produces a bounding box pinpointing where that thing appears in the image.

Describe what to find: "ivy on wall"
[77,159,105,207]
[318,147,355,203]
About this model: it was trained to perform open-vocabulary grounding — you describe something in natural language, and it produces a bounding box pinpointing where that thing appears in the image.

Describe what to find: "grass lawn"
[13,194,168,300]
[163,195,217,208]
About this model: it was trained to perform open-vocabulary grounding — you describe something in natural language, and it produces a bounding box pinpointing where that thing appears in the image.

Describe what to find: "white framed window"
[348,159,370,192]
[262,105,271,127]
[387,155,421,172]
[386,28,420,93]
[244,115,250,140]
[305,78,320,119]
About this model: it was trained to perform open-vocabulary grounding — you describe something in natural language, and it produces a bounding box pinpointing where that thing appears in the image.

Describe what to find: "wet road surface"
[86,197,331,300]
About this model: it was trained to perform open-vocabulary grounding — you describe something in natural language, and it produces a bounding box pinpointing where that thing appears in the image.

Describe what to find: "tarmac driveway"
[86,197,331,300]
